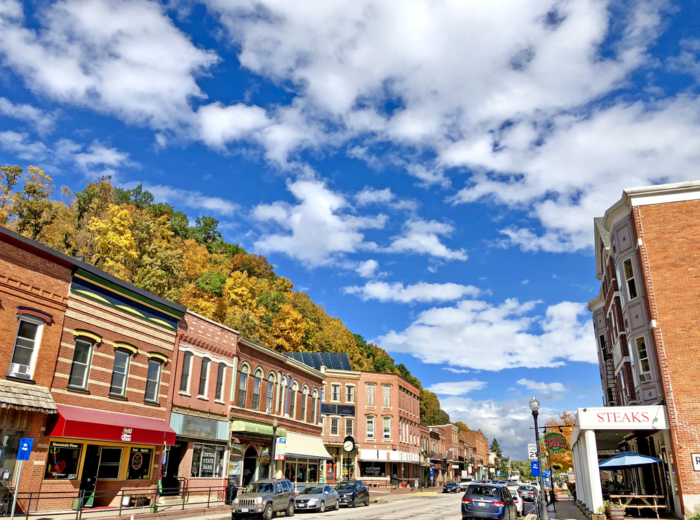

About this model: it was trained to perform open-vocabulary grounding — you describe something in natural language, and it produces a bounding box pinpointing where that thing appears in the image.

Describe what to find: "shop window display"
[127,447,153,480]
[44,441,81,480]
[360,461,386,477]
[284,458,319,483]
[191,444,226,478]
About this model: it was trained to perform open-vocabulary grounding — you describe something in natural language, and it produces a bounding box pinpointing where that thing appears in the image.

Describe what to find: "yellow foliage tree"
[87,204,138,280]
[544,411,575,471]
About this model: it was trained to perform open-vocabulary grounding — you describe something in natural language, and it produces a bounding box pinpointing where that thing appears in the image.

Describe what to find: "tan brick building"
[573,181,700,517]
[460,430,489,480]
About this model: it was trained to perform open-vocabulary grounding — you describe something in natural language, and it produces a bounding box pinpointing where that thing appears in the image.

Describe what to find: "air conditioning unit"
[9,364,30,378]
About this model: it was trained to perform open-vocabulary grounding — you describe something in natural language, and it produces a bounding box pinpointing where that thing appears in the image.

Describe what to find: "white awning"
[285,432,332,460]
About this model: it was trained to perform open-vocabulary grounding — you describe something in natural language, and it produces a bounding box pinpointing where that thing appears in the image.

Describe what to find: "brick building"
[460,430,489,480]
[0,229,70,504]
[165,311,238,493]
[432,424,460,481]
[571,181,700,517]
[0,226,184,510]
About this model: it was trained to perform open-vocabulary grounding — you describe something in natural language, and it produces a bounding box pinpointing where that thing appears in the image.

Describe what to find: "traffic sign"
[18,438,33,461]
[530,461,539,477]
[528,443,537,460]
[430,470,435,478]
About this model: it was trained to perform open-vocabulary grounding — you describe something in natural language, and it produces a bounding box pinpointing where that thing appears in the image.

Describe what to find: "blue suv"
[462,483,518,520]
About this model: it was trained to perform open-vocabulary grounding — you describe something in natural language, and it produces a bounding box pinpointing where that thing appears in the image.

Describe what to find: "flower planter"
[605,505,626,519]
[591,513,607,520]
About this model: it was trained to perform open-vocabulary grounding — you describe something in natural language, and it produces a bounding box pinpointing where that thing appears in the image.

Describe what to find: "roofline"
[0,225,186,315]
[588,295,604,312]
[239,337,326,381]
[359,370,421,392]
[186,310,240,336]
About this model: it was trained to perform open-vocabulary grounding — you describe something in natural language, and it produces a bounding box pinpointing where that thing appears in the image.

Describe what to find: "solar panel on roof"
[311,353,323,369]
[339,353,352,370]
[332,353,343,369]
[321,353,333,369]
[302,352,314,367]
[293,352,304,363]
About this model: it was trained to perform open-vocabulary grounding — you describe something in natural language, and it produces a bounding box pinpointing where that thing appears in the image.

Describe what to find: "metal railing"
[4,484,230,520]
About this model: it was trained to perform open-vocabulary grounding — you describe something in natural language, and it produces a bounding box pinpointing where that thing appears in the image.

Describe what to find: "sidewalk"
[550,496,586,520]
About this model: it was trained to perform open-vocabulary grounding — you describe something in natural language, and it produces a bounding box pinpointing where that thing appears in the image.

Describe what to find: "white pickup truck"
[458,477,475,490]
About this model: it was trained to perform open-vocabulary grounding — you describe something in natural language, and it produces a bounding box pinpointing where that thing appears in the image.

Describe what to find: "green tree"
[510,460,532,481]
[0,165,21,224]
[12,166,57,239]
[420,390,451,425]
[490,438,503,457]
[115,184,154,209]
[454,421,470,433]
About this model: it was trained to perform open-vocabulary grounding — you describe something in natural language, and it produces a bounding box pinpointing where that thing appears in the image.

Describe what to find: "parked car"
[294,484,339,513]
[517,485,538,503]
[507,486,523,516]
[232,479,295,520]
[444,481,461,493]
[335,480,370,508]
[461,484,518,520]
[459,477,475,490]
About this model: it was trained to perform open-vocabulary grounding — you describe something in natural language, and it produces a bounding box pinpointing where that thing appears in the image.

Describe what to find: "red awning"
[48,404,176,445]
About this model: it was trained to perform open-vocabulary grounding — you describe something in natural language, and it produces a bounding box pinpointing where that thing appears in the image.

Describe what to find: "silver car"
[294,484,339,513]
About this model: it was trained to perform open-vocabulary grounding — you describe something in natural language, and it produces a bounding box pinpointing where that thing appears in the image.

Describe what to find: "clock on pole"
[343,436,355,453]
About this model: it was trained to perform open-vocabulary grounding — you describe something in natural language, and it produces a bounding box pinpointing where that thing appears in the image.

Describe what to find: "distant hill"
[0,166,452,425]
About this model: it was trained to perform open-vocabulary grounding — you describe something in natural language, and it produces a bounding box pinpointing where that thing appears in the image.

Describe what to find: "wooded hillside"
[0,165,452,425]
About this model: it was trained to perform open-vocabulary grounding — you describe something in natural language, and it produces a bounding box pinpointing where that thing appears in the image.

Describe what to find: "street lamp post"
[269,418,279,479]
[530,397,550,520]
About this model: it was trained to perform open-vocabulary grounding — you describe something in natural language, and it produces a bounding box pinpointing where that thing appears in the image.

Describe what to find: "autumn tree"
[454,421,470,433]
[421,390,451,425]
[544,411,575,471]
[0,165,21,225]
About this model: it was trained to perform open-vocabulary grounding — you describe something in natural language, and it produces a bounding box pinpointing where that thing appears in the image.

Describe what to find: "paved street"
[286,493,465,520]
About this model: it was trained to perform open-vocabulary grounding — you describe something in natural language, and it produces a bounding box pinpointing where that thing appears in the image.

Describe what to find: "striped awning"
[0,380,57,413]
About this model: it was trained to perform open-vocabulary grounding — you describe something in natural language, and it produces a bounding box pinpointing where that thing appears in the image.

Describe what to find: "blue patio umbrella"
[599,452,663,469]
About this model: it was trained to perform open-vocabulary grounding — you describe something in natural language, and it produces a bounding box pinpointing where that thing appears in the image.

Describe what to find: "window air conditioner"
[9,363,30,377]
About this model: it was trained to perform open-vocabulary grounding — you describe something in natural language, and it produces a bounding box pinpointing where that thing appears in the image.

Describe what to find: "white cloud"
[0,131,49,160]
[386,219,467,261]
[0,0,218,130]
[355,259,379,278]
[0,97,55,133]
[377,299,596,371]
[516,379,569,394]
[196,102,271,149]
[426,380,487,396]
[344,280,480,303]
[55,139,134,175]
[443,367,470,374]
[253,178,386,266]
[441,397,561,458]
[354,186,417,211]
[132,183,238,216]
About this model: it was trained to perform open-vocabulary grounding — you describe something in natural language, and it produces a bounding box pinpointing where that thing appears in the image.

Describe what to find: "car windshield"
[300,486,324,495]
[336,482,355,490]
[447,482,457,485]
[245,482,273,494]
[466,486,501,498]
[519,486,535,492]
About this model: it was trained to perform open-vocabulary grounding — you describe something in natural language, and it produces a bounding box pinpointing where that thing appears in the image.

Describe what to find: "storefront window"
[297,462,307,482]
[44,441,81,480]
[192,444,226,478]
[342,455,355,479]
[97,447,122,479]
[127,448,153,480]
[307,463,318,483]
[229,444,243,481]
[360,461,386,477]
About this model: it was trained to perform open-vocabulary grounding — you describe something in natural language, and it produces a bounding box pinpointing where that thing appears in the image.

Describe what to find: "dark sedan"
[335,480,370,508]
[444,481,461,493]
[462,484,518,520]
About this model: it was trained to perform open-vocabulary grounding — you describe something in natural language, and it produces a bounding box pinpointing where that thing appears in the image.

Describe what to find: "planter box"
[605,506,626,520]
[591,513,606,520]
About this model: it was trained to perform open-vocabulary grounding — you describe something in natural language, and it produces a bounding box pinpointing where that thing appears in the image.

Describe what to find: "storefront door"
[242,447,257,487]
[79,445,100,506]
[162,444,183,496]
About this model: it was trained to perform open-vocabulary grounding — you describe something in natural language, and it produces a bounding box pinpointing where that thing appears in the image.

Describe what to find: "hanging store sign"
[542,432,568,453]
[275,437,287,460]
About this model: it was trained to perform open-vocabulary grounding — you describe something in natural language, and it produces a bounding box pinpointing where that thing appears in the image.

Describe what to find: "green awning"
[230,420,287,438]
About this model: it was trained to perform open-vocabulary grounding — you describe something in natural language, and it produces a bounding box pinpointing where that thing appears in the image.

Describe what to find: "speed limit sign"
[528,444,538,460]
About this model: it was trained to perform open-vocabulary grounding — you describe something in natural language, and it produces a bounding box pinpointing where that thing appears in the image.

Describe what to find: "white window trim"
[68,338,93,390]
[181,352,194,395]
[10,316,44,379]
[330,416,340,436]
[366,384,376,407]
[345,418,354,437]
[383,416,391,440]
[110,349,132,397]
[215,363,226,401]
[623,258,638,302]
[366,416,375,439]
[345,384,355,404]
[145,359,163,403]
[331,384,341,403]
[382,384,392,408]
[198,358,211,399]
[635,336,652,381]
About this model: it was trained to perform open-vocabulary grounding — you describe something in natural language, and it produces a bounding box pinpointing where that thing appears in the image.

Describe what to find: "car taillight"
[462,498,472,503]
[493,501,505,507]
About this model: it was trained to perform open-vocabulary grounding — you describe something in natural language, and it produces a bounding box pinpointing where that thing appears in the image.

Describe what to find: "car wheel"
[319,501,325,513]
[334,500,339,511]
[351,497,357,508]
[365,496,370,507]
[262,504,273,520]
[286,501,294,517]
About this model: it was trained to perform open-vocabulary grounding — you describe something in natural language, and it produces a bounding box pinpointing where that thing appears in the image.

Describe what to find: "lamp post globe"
[530,397,549,520]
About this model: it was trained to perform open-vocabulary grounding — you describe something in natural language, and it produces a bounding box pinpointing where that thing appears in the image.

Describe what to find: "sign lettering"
[692,454,700,472]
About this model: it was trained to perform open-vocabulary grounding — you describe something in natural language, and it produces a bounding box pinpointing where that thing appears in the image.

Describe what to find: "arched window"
[311,389,319,424]
[290,381,299,419]
[300,385,309,422]
[238,365,249,408]
[266,373,275,413]
[198,358,210,397]
[252,368,264,410]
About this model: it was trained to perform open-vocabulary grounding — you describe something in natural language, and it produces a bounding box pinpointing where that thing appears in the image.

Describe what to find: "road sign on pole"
[530,460,539,477]
[528,444,537,460]
[11,439,33,520]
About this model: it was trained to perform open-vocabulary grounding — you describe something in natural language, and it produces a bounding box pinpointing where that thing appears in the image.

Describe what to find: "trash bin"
[225,478,238,505]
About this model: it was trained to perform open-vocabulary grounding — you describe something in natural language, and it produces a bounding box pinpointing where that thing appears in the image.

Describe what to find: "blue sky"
[1,0,699,458]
